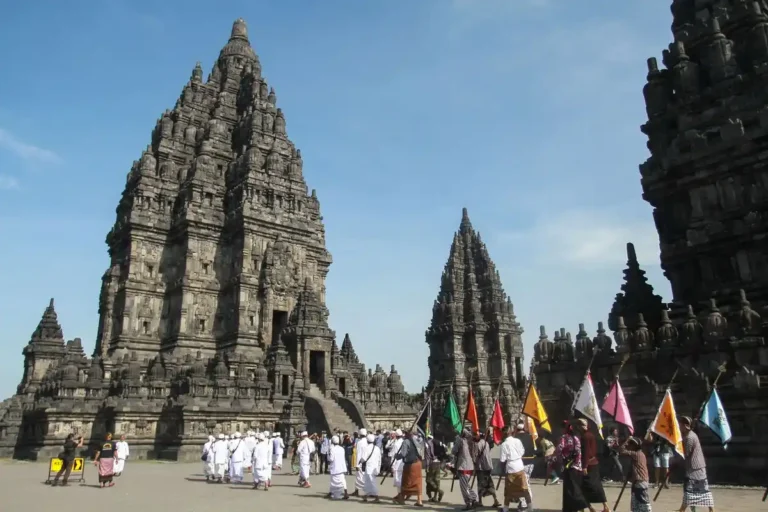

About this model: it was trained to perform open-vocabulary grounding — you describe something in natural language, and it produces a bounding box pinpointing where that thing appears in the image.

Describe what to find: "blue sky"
[0,0,674,397]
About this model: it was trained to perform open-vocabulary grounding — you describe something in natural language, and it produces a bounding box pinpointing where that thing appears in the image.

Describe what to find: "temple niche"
[425,208,525,432]
[0,19,418,461]
[532,2,768,486]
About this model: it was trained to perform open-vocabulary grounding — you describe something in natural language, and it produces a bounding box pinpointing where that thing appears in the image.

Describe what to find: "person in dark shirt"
[93,433,117,488]
[52,433,83,486]
[342,433,355,475]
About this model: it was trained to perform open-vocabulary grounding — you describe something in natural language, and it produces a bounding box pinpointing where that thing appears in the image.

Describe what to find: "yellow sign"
[49,458,85,473]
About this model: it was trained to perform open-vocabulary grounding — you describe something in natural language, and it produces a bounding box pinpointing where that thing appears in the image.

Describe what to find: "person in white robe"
[327,435,349,500]
[388,429,404,494]
[213,434,229,483]
[360,433,382,503]
[297,431,315,488]
[242,431,256,474]
[202,435,215,481]
[264,431,273,487]
[352,428,368,496]
[273,433,285,470]
[252,433,271,490]
[114,434,130,476]
[229,432,246,483]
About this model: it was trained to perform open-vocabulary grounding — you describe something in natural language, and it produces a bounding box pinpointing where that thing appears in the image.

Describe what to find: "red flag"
[490,398,505,444]
[464,385,480,434]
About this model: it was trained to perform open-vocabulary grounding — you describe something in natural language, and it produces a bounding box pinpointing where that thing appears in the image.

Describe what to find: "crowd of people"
[48,412,717,512]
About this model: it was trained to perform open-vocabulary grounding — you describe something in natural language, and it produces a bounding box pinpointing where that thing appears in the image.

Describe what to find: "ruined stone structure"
[425,209,526,432]
[532,2,768,485]
[0,19,417,461]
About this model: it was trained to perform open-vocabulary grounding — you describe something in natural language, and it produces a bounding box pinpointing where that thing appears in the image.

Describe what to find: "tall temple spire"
[608,242,665,333]
[217,17,257,63]
[426,208,525,426]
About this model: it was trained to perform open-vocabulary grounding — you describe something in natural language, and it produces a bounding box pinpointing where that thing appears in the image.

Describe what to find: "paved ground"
[0,459,764,512]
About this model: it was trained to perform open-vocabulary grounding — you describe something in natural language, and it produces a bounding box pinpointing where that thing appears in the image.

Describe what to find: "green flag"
[443,394,462,434]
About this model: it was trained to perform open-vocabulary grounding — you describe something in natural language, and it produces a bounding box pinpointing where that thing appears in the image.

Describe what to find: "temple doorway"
[338,377,346,395]
[272,310,288,345]
[309,350,325,385]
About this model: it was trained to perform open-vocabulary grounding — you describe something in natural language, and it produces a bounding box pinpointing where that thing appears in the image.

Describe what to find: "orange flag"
[650,389,685,457]
[464,384,480,434]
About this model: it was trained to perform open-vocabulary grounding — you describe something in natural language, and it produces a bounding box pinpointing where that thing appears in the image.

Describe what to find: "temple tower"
[640,2,768,315]
[94,18,331,366]
[426,209,524,427]
[17,299,67,399]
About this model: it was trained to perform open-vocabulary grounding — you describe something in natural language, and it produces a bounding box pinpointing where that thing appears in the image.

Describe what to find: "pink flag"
[601,380,634,434]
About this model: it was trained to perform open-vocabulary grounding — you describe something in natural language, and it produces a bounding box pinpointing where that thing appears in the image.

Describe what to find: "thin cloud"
[0,128,61,164]
[0,175,20,190]
[497,209,660,267]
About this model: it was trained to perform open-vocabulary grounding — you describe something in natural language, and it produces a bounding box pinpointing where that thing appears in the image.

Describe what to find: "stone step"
[308,384,359,433]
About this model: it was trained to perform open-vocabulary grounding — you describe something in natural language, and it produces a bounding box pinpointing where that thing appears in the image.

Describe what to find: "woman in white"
[114,434,130,476]
[353,428,368,496]
[388,429,404,495]
[327,435,349,500]
[361,433,382,503]
[213,434,229,482]
[252,433,270,490]
[297,431,315,488]
[202,435,215,481]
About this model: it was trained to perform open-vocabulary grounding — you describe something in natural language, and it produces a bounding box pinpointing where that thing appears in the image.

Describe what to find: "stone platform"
[1,459,763,512]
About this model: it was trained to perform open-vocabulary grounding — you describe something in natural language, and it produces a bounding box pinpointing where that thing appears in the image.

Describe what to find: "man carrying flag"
[676,416,715,512]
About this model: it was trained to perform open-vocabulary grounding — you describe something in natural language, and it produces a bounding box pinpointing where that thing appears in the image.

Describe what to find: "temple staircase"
[307,384,360,433]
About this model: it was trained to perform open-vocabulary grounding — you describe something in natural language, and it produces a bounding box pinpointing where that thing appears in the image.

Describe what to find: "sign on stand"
[45,457,86,485]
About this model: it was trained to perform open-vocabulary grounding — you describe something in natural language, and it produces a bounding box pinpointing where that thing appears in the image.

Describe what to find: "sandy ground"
[0,459,763,512]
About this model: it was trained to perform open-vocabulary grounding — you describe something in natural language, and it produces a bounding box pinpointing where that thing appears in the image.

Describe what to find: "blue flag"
[699,389,732,448]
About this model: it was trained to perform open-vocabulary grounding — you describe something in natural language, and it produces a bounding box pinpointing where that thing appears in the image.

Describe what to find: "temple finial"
[230,18,249,41]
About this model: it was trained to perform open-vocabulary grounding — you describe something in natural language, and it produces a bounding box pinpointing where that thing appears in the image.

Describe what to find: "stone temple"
[531,1,768,485]
[0,19,417,461]
[425,208,525,432]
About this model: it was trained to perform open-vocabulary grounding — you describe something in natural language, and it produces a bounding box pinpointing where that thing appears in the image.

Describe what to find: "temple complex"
[425,209,526,432]
[532,1,768,485]
[0,19,417,461]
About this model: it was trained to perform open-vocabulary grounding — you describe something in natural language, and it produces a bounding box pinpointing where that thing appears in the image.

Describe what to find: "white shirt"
[213,440,229,464]
[388,438,404,469]
[360,443,382,476]
[115,440,130,460]
[355,437,369,464]
[230,438,246,463]
[273,437,285,455]
[499,436,526,474]
[252,441,270,470]
[202,440,213,462]
[328,444,347,475]
[297,438,315,465]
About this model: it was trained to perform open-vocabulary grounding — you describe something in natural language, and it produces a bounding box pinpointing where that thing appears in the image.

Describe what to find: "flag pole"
[613,367,679,509]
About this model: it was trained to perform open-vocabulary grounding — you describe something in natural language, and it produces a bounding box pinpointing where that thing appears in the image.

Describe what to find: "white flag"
[572,373,603,437]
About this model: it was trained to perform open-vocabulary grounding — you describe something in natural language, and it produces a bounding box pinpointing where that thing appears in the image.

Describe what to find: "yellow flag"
[650,389,685,458]
[522,384,551,432]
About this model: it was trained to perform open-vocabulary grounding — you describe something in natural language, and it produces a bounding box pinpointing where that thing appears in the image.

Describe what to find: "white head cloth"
[359,428,367,436]
[233,432,241,438]
[208,435,215,442]
[366,433,375,443]
[395,429,403,437]
[301,431,308,437]
[331,435,340,444]
[217,433,225,439]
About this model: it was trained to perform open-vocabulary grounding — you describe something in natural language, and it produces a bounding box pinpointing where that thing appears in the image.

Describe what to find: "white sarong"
[355,469,366,490]
[393,465,403,489]
[330,473,347,499]
[299,462,311,483]
[114,459,126,474]
[254,467,270,484]
[214,463,227,478]
[230,461,243,482]
[203,459,214,477]
[363,473,379,496]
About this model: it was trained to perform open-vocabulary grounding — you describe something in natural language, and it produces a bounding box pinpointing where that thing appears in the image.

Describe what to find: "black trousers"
[53,459,73,484]
[345,454,353,474]
[319,454,328,474]
[608,453,624,481]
